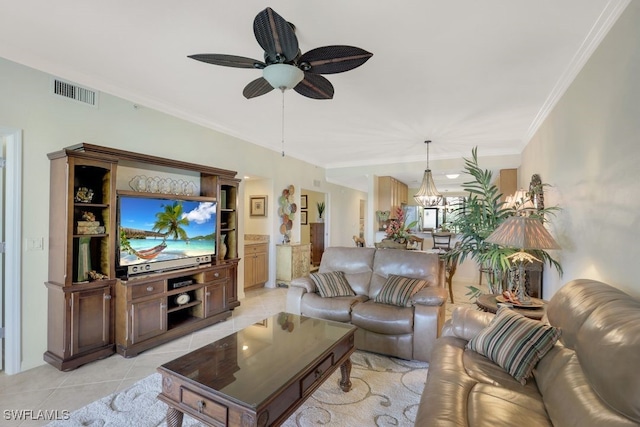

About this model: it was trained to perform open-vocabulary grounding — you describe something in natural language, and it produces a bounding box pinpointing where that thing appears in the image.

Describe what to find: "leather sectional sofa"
[416,279,640,426]
[286,246,447,362]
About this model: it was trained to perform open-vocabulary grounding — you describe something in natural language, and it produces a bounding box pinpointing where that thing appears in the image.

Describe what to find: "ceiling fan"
[188,7,373,100]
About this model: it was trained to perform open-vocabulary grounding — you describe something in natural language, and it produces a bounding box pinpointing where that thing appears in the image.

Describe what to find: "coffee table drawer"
[301,354,334,395]
[181,387,227,425]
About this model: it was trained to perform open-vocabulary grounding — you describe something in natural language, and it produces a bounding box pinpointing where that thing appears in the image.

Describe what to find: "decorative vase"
[77,236,92,282]
[219,234,227,259]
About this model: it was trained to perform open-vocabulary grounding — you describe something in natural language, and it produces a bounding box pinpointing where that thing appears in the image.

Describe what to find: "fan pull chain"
[281,88,286,157]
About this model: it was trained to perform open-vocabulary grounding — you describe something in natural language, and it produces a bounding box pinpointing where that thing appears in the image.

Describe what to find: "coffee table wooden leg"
[339,359,352,392]
[166,407,184,427]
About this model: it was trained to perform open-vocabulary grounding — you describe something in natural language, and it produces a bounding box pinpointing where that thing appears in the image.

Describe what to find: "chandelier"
[414,140,443,207]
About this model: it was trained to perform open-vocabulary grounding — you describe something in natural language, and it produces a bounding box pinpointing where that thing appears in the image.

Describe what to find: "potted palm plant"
[317,201,325,221]
[448,147,562,299]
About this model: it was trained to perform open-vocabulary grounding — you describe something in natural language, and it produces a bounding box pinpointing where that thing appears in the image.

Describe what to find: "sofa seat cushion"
[351,300,414,335]
[300,292,368,322]
[416,336,551,427]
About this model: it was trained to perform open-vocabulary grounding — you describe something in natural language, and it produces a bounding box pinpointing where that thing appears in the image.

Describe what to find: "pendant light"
[414,140,443,207]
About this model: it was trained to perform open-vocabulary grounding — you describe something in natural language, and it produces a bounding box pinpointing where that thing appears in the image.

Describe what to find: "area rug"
[47,351,428,427]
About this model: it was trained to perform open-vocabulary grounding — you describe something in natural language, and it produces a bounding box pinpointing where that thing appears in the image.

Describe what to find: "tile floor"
[0,282,474,427]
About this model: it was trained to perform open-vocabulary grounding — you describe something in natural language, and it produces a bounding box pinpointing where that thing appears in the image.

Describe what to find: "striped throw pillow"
[374,275,428,307]
[310,271,355,298]
[467,306,561,384]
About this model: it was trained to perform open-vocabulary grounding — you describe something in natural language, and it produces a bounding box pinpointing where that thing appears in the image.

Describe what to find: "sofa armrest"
[412,286,448,307]
[289,276,317,294]
[441,306,494,341]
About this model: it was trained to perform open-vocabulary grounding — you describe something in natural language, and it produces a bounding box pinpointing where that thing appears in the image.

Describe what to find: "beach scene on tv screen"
[118,197,216,266]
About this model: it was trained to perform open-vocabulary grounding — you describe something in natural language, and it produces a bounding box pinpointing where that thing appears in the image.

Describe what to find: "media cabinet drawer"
[300,353,334,395]
[204,269,229,282]
[131,280,165,299]
[180,387,227,425]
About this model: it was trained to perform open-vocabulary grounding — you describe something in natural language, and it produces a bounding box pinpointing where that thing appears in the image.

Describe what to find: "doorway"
[300,189,326,271]
[1,128,22,374]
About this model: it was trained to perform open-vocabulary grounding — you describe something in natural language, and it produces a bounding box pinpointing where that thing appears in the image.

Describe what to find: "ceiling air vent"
[51,78,99,107]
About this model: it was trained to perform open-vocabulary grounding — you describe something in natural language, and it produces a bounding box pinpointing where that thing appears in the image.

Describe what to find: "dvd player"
[127,255,211,276]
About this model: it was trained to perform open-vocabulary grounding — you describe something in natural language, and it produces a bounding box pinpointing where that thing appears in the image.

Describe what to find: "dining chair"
[432,232,452,251]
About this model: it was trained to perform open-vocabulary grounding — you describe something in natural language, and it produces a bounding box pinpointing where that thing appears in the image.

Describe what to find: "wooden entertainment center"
[44,143,240,371]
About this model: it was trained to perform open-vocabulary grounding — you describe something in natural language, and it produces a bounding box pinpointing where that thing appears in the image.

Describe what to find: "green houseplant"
[317,201,325,221]
[448,147,562,299]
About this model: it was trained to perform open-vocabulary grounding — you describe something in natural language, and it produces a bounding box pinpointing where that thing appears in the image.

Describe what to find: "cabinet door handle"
[146,286,154,292]
[205,292,211,296]
[104,295,112,300]
[160,304,167,309]
[197,400,206,413]
[213,272,220,278]
[315,368,323,379]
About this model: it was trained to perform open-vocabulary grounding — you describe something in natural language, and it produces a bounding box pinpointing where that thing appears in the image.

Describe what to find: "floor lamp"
[485,215,560,303]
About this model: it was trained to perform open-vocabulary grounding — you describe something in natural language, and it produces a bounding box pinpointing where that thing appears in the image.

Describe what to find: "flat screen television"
[117,193,216,276]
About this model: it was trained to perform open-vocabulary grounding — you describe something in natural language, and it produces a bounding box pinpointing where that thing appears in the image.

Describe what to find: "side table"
[475,294,546,321]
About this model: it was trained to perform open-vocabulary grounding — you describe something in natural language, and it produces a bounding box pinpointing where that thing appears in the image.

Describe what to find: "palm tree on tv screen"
[154,201,189,242]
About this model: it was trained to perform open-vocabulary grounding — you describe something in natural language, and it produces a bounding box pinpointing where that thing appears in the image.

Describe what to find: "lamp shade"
[262,64,304,90]
[485,216,560,250]
[414,169,443,207]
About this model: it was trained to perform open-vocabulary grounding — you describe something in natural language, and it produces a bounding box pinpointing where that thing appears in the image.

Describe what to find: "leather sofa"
[415,279,640,426]
[286,246,447,362]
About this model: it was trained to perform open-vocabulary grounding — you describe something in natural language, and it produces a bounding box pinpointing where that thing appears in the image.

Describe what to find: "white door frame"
[2,128,22,374]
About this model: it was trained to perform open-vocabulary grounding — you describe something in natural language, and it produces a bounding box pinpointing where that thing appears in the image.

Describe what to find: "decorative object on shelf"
[414,140,443,207]
[219,234,228,259]
[77,211,104,234]
[278,185,297,244]
[485,215,560,304]
[317,201,325,222]
[128,175,198,196]
[74,187,94,203]
[174,293,191,306]
[88,270,109,281]
[250,195,268,217]
[76,236,92,282]
[300,195,308,210]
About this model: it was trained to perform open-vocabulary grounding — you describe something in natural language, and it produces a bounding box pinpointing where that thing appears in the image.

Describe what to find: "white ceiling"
[0,1,628,192]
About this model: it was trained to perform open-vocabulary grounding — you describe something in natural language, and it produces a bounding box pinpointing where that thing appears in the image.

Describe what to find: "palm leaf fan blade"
[294,73,334,99]
[253,7,299,63]
[299,46,373,74]
[187,54,265,69]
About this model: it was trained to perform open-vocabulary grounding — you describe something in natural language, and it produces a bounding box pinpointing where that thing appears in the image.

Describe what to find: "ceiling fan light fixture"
[414,140,443,207]
[262,64,304,90]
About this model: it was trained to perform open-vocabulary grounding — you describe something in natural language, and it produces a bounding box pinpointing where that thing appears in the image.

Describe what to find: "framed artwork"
[250,196,267,217]
[300,195,308,210]
[301,211,308,225]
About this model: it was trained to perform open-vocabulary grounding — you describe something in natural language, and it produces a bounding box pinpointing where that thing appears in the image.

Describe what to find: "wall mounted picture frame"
[250,196,267,217]
[301,211,308,225]
[300,195,308,210]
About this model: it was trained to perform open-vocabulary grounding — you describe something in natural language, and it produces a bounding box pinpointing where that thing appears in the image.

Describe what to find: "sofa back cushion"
[370,250,442,298]
[543,279,640,424]
[318,247,376,295]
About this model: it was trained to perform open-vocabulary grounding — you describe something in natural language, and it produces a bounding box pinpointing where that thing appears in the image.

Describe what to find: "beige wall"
[521,1,640,298]
[0,57,365,371]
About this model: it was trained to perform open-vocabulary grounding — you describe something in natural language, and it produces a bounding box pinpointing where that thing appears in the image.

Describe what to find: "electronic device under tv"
[117,193,216,277]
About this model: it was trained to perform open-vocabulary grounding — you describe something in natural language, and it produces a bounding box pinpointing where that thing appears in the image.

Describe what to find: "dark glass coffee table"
[157,312,356,427]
